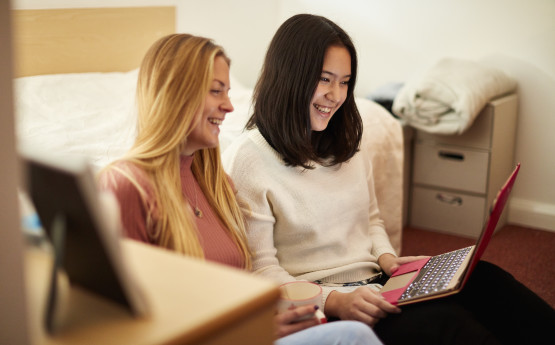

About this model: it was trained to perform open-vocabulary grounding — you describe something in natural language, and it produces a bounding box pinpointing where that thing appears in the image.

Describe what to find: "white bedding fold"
[392,58,517,134]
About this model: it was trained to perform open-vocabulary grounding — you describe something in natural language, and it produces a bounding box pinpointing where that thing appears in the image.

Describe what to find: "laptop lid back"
[459,163,520,286]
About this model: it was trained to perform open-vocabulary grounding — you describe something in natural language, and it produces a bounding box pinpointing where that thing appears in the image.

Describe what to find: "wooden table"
[25,239,280,345]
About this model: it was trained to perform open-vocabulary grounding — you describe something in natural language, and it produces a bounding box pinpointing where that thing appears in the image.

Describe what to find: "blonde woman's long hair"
[103,34,251,269]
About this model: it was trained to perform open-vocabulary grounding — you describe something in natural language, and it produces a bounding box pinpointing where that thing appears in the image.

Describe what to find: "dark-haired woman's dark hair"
[246,14,362,169]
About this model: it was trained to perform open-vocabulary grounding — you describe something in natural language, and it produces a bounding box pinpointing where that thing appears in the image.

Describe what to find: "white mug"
[277,281,326,323]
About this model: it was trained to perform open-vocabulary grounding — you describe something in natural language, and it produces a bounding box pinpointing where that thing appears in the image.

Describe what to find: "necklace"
[191,185,203,218]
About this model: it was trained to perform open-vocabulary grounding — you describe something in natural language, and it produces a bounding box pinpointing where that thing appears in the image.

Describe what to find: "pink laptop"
[380,163,520,306]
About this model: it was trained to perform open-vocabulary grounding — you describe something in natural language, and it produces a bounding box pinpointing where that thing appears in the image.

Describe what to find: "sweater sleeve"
[244,207,299,283]
[365,161,398,259]
[223,140,298,285]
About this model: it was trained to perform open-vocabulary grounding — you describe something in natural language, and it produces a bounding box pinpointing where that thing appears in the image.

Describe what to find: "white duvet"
[14,70,404,254]
[14,70,139,169]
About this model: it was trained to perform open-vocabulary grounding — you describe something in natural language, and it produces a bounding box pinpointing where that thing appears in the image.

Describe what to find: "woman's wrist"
[378,253,396,275]
[323,290,341,317]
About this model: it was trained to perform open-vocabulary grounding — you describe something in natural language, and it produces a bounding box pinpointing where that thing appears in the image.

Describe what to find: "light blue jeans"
[275,321,383,345]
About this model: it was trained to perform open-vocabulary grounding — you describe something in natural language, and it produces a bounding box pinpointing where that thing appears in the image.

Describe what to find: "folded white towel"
[392,58,517,134]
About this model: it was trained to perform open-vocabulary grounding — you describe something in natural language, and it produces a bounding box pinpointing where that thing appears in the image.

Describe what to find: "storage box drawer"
[410,186,486,238]
[416,105,493,150]
[412,142,489,194]
[415,94,518,151]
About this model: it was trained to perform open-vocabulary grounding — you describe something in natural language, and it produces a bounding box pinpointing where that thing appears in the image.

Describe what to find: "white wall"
[12,0,555,231]
[175,0,278,89]
[12,0,278,87]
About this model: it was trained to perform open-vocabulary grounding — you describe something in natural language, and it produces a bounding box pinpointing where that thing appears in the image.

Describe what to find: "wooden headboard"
[11,7,175,77]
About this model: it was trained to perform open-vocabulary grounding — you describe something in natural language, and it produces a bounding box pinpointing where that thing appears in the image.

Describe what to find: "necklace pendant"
[194,207,203,218]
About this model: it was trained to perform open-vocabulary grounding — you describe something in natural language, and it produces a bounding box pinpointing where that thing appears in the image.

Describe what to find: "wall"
[12,0,555,231]
[12,0,278,88]
[1,0,29,342]
[175,1,278,89]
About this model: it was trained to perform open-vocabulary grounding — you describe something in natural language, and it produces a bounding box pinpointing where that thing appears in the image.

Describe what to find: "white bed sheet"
[14,70,255,170]
[15,70,139,169]
[14,71,403,253]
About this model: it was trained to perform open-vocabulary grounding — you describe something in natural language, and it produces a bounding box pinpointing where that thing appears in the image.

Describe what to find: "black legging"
[373,261,555,345]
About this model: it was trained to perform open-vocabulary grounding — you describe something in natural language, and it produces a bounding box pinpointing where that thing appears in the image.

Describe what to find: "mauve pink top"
[98,155,244,269]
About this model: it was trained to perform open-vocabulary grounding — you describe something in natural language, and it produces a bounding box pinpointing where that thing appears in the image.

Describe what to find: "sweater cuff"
[372,246,397,260]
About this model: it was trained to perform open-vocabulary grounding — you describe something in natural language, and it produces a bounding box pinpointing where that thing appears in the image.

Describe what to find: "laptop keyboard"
[399,246,473,301]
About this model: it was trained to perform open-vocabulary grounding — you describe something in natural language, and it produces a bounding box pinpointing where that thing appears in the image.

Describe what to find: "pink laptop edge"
[382,163,521,305]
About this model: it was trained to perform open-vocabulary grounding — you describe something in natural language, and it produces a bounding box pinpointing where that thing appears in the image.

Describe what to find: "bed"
[12,7,404,254]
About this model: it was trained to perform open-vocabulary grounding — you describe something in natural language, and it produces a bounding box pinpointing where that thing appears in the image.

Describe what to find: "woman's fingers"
[350,287,402,327]
[358,287,400,313]
[276,317,319,338]
[274,305,320,338]
[278,305,319,323]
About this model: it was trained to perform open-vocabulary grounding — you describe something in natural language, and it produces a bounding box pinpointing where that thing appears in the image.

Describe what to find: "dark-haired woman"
[223,14,555,345]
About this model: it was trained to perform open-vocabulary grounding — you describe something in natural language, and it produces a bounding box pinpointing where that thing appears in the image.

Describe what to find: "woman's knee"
[340,321,382,344]
[315,321,382,345]
[276,320,382,345]
[470,261,515,288]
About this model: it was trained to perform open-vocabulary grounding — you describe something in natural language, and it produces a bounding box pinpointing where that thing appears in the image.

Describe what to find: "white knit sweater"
[222,129,397,304]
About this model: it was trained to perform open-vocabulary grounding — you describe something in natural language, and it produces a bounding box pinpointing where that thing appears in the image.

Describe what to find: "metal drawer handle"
[436,193,463,206]
[438,150,464,161]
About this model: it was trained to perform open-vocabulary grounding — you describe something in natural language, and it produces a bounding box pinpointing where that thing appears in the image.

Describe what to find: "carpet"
[401,225,555,308]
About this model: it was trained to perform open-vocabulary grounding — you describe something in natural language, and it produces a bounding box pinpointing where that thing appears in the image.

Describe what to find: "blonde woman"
[99,34,382,345]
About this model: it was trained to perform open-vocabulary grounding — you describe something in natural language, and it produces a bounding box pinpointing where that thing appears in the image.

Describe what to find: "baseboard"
[508,198,555,232]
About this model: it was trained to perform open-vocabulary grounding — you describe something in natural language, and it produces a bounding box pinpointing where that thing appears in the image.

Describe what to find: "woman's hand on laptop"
[325,288,401,327]
[378,253,430,276]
